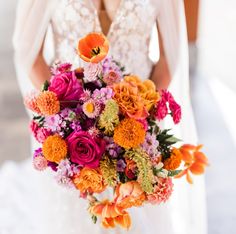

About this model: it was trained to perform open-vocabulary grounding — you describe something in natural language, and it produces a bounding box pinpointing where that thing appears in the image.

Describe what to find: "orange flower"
[90,200,131,229]
[112,81,148,119]
[73,168,106,194]
[114,181,146,209]
[164,148,182,170]
[78,33,109,63]
[42,135,67,163]
[36,91,60,116]
[124,76,160,111]
[175,144,209,184]
[113,118,146,149]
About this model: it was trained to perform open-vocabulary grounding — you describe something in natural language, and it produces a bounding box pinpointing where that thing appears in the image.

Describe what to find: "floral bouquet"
[24,33,208,229]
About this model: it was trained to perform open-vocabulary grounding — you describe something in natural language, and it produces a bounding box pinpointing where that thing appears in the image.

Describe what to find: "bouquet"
[24,33,208,229]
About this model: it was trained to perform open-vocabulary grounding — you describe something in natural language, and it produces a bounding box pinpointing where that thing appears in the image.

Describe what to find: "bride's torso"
[50,0,159,79]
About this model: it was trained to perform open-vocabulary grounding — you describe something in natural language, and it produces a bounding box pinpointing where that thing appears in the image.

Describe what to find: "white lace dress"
[0,0,207,234]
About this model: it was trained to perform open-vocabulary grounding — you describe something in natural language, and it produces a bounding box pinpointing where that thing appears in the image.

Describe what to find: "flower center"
[91,47,101,56]
[85,103,95,113]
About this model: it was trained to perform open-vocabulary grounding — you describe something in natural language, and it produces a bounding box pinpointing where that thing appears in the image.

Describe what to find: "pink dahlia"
[24,90,41,114]
[33,156,48,171]
[147,178,173,204]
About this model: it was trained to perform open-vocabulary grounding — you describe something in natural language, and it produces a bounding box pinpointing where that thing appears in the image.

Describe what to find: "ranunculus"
[49,71,83,106]
[169,101,182,124]
[84,62,102,83]
[66,131,106,168]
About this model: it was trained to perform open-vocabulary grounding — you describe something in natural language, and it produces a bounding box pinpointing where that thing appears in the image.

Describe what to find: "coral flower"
[147,177,173,204]
[90,200,131,229]
[73,168,106,194]
[112,82,148,119]
[113,118,146,149]
[78,33,109,63]
[42,135,67,163]
[24,90,41,114]
[164,148,182,170]
[114,181,146,209]
[175,144,209,184]
[36,91,60,116]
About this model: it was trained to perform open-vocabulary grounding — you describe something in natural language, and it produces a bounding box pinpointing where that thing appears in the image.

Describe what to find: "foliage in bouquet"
[25,32,208,230]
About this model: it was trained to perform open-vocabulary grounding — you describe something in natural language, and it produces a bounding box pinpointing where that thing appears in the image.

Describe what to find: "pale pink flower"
[82,99,101,118]
[33,156,48,171]
[84,63,102,82]
[24,90,41,114]
[103,70,122,85]
[147,177,173,204]
[36,128,52,143]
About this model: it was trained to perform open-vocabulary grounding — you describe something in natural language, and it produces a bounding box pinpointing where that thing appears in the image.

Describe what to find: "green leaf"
[91,215,97,224]
[168,170,182,177]
[42,80,49,91]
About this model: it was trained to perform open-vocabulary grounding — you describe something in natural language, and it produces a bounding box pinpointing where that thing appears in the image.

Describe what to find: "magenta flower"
[49,71,83,106]
[155,100,168,121]
[66,131,106,169]
[169,101,182,124]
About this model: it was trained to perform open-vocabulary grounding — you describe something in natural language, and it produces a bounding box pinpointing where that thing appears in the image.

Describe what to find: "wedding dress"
[0,0,207,233]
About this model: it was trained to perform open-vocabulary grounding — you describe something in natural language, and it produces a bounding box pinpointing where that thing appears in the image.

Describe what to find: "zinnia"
[73,168,106,193]
[66,131,106,168]
[114,118,146,149]
[36,91,60,116]
[78,32,109,63]
[42,135,67,163]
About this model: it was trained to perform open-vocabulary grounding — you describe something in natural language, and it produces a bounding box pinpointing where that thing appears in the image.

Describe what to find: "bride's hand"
[30,43,51,90]
[150,24,171,90]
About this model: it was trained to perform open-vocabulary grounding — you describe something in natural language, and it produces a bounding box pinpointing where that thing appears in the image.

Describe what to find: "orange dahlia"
[73,168,106,194]
[114,181,146,209]
[42,135,67,163]
[164,148,182,170]
[90,200,131,229]
[112,82,148,119]
[78,32,109,63]
[36,91,60,116]
[113,118,146,149]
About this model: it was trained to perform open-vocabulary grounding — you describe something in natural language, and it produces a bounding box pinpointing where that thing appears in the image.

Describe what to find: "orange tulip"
[90,200,131,229]
[175,144,209,184]
[114,181,146,209]
[78,33,109,63]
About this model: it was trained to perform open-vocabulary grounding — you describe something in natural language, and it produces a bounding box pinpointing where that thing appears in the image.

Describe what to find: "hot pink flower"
[30,120,39,138]
[33,156,48,171]
[147,177,173,204]
[84,63,102,83]
[49,71,83,106]
[66,131,106,169]
[24,91,41,114]
[36,128,52,143]
[169,101,182,124]
[155,100,168,121]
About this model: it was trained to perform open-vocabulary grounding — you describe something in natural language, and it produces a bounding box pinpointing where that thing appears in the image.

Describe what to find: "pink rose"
[66,131,106,168]
[49,71,83,106]
[84,63,102,83]
[155,100,168,121]
[169,101,182,124]
[36,128,52,143]
[103,70,121,85]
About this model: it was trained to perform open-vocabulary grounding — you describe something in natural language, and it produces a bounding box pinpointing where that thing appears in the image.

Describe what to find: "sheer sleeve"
[13,0,56,76]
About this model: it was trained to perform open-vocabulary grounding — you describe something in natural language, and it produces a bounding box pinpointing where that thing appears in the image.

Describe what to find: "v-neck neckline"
[89,0,124,38]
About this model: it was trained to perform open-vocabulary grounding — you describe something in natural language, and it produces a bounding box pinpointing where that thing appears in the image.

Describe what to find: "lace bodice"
[51,0,159,79]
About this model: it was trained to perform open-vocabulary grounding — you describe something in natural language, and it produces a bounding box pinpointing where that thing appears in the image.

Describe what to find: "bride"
[0,0,207,233]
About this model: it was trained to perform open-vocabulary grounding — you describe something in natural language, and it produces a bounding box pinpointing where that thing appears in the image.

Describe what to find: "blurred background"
[0,0,235,233]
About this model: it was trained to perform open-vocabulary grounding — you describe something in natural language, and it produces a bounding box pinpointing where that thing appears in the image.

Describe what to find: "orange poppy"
[78,32,109,63]
[175,144,209,184]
